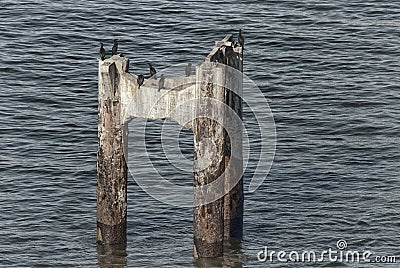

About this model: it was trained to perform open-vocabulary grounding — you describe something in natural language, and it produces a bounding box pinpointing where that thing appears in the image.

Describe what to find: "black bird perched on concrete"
[99,42,106,60]
[137,74,144,89]
[112,39,118,55]
[158,74,165,92]
[214,49,223,63]
[147,63,157,78]
[185,63,192,77]
[238,29,244,48]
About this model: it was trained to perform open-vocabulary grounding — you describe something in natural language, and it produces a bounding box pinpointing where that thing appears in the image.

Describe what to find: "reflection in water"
[193,239,244,268]
[97,244,127,268]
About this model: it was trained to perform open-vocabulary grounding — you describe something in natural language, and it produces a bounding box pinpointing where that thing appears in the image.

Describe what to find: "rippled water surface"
[1,0,399,267]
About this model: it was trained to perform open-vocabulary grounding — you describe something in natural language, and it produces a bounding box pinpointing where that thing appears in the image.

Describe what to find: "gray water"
[1,0,399,267]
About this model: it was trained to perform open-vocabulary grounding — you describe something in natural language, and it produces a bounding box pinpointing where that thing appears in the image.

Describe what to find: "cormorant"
[147,63,157,78]
[99,42,106,61]
[238,29,244,48]
[214,49,223,63]
[137,74,144,89]
[185,63,192,77]
[158,74,165,92]
[225,46,233,59]
[112,39,118,55]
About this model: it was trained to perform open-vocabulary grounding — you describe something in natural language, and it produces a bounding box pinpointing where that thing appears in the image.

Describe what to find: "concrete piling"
[97,61,128,245]
[97,34,243,257]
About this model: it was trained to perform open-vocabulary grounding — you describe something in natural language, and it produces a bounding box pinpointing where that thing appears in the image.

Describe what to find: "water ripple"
[1,0,399,267]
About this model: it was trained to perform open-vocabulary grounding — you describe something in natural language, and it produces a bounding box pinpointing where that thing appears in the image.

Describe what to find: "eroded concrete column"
[223,43,244,239]
[97,60,127,245]
[193,62,226,258]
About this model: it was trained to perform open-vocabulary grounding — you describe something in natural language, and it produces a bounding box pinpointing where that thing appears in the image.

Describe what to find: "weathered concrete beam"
[104,56,197,129]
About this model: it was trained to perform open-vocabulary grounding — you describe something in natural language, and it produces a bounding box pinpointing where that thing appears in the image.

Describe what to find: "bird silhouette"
[185,63,192,77]
[214,49,223,63]
[112,39,118,55]
[158,74,165,92]
[238,29,244,48]
[137,75,144,89]
[99,42,106,60]
[147,63,157,78]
